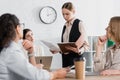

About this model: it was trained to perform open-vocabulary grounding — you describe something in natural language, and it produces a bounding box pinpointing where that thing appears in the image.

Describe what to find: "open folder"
[41,40,77,53]
[57,42,77,53]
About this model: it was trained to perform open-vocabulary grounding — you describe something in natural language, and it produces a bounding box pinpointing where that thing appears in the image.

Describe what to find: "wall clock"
[39,6,57,24]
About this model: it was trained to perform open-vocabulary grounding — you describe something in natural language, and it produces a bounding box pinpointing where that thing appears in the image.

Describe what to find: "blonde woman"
[94,16,120,76]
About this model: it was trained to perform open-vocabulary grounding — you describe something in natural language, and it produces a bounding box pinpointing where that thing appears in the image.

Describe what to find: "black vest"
[61,19,82,67]
[61,19,81,42]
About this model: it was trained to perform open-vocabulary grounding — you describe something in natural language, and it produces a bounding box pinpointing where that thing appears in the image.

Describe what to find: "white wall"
[0,0,120,69]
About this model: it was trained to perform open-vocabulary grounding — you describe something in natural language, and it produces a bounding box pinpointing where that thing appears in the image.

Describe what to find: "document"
[41,40,77,53]
[41,40,60,51]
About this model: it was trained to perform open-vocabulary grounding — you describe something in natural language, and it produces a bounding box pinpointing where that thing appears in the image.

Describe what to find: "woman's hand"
[22,40,34,54]
[50,49,59,54]
[65,45,79,53]
[97,35,107,47]
[36,64,44,69]
[50,68,69,80]
[95,35,107,56]
[100,69,120,76]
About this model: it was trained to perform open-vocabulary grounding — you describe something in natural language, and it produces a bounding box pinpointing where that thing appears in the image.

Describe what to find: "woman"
[51,2,89,67]
[94,16,120,76]
[23,28,44,56]
[0,13,68,80]
[22,28,44,69]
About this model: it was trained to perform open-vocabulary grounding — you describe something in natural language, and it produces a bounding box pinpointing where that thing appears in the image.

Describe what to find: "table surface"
[56,73,120,80]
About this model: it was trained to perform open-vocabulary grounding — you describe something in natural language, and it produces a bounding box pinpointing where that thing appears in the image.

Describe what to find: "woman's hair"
[23,28,31,39]
[62,2,75,11]
[0,13,19,52]
[109,16,120,43]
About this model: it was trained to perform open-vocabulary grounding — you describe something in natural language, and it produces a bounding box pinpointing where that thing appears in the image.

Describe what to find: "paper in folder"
[57,42,77,53]
[41,40,60,51]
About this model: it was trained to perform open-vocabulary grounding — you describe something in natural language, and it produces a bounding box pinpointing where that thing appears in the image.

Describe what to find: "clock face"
[39,6,57,24]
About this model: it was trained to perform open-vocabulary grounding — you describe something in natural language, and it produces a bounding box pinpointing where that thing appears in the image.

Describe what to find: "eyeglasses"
[19,23,25,29]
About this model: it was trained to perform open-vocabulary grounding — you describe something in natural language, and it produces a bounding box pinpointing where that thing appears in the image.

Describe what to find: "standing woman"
[0,13,68,80]
[51,2,89,67]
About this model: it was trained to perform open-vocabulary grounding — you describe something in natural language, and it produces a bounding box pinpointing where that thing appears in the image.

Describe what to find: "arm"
[7,50,50,80]
[22,40,43,68]
[65,22,89,53]
[7,49,68,80]
[22,40,36,66]
[94,35,107,72]
[75,22,89,53]
[100,69,120,76]
[75,22,85,49]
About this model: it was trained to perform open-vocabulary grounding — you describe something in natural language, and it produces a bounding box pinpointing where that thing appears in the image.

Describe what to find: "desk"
[56,73,120,80]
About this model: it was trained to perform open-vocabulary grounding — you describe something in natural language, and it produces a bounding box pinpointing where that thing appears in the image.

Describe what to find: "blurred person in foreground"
[0,13,69,80]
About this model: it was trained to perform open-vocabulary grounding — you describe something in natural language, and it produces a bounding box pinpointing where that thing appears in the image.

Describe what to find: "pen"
[40,59,42,64]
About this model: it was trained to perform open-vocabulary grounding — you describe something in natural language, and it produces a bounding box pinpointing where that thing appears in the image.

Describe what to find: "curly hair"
[0,13,19,52]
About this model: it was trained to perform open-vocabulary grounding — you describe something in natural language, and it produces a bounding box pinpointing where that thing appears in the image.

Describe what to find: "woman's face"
[17,23,25,40]
[105,26,112,40]
[62,8,74,22]
[25,31,34,42]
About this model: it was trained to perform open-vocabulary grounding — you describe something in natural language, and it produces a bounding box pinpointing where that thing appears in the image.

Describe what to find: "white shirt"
[94,45,120,72]
[0,41,50,80]
[63,18,89,53]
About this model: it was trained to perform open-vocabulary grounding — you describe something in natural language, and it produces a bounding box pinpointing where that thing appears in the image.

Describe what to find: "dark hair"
[23,28,31,39]
[0,13,19,52]
[62,2,75,11]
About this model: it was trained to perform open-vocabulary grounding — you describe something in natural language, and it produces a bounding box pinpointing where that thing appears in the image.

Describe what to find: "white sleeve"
[93,51,106,72]
[6,50,50,80]
[78,21,90,52]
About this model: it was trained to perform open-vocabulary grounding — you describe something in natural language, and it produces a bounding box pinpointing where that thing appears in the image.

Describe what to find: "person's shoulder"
[74,18,82,22]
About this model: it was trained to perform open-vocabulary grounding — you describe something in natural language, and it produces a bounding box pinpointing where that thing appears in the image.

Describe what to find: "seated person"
[0,13,69,80]
[94,16,120,76]
[23,28,44,56]
[22,28,44,69]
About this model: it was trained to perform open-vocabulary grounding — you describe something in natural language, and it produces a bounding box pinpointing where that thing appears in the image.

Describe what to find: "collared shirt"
[63,18,89,53]
[0,41,50,80]
[94,45,120,72]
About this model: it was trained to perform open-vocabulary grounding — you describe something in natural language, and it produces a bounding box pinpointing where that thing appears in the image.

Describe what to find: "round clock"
[39,6,57,24]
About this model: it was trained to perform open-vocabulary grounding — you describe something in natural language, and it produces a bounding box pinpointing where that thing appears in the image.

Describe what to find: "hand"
[97,35,107,47]
[36,64,44,69]
[50,49,59,54]
[22,40,34,53]
[65,45,79,53]
[100,69,120,76]
[51,68,68,79]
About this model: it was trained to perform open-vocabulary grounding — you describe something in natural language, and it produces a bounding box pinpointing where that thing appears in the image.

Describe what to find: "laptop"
[35,56,52,71]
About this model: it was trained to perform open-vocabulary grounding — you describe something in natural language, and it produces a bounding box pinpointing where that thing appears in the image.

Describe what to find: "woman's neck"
[67,17,75,23]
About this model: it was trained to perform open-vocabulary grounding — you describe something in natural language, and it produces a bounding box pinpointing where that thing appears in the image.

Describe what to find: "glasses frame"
[19,23,25,29]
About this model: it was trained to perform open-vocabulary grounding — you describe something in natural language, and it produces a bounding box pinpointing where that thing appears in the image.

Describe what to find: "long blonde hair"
[109,16,120,43]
